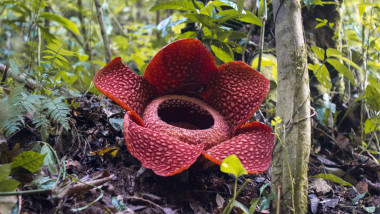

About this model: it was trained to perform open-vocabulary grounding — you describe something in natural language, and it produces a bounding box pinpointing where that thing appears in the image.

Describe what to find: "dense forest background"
[0,0,379,213]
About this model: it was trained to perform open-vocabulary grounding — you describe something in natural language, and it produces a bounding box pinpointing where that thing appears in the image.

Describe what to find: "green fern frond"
[42,39,75,70]
[0,87,71,137]
[44,97,70,130]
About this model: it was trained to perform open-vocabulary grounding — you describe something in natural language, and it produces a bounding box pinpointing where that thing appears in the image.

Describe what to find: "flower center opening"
[142,95,231,148]
[158,99,214,130]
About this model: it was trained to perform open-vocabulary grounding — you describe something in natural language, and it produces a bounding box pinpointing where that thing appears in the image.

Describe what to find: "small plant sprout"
[220,154,249,214]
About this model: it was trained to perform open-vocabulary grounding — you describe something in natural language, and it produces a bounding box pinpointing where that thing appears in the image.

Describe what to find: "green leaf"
[184,13,215,28]
[330,55,363,73]
[199,2,214,16]
[229,31,247,40]
[313,64,331,89]
[238,12,262,26]
[315,23,326,29]
[233,200,249,213]
[249,198,260,213]
[211,42,234,63]
[366,83,380,112]
[112,196,126,211]
[0,164,11,181]
[175,31,197,40]
[259,193,276,211]
[326,48,343,57]
[364,118,379,134]
[313,173,353,187]
[40,12,81,35]
[311,46,325,61]
[259,183,270,196]
[77,53,89,62]
[362,206,376,213]
[150,0,196,12]
[40,145,56,166]
[11,151,46,173]
[326,58,355,86]
[0,179,20,192]
[220,154,248,178]
[216,8,238,16]
[258,0,265,19]
[352,193,366,204]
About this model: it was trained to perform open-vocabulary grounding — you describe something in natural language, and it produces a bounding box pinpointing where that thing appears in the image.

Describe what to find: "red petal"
[202,121,274,173]
[123,112,204,177]
[144,39,217,95]
[93,57,157,116]
[203,61,270,133]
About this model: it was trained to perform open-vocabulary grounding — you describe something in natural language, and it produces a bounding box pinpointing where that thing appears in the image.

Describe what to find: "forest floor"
[9,94,379,214]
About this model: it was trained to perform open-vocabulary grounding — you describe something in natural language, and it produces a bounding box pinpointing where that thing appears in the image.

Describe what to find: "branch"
[94,0,112,63]
[0,63,36,90]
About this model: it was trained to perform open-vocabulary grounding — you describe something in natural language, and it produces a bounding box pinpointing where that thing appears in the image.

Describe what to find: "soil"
[7,94,379,214]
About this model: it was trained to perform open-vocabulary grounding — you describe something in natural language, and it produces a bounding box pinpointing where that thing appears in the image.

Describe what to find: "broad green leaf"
[40,145,55,165]
[33,177,57,189]
[259,183,270,196]
[215,29,232,41]
[200,2,214,16]
[91,60,107,67]
[259,193,276,211]
[184,13,215,29]
[352,193,366,204]
[311,46,325,61]
[175,31,197,40]
[363,206,376,213]
[229,31,247,39]
[11,151,46,173]
[40,12,81,35]
[366,83,380,112]
[364,118,379,134]
[315,23,326,29]
[233,200,249,213]
[0,179,20,192]
[150,0,196,12]
[77,53,89,62]
[251,54,277,81]
[326,48,344,57]
[326,58,355,86]
[216,9,238,16]
[249,198,260,213]
[238,12,262,26]
[330,55,363,73]
[211,42,234,63]
[313,173,353,187]
[313,64,331,89]
[220,154,248,178]
[40,145,57,175]
[0,164,11,181]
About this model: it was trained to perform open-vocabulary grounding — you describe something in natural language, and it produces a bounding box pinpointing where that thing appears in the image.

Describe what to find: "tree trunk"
[94,0,112,63]
[271,0,311,213]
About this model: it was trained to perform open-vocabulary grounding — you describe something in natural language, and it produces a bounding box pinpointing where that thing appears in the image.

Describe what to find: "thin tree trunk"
[271,0,311,213]
[94,0,111,63]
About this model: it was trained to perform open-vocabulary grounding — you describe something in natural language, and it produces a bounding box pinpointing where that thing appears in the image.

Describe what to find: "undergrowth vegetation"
[0,0,379,213]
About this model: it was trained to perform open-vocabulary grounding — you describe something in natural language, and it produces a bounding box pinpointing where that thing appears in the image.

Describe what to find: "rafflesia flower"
[93,39,274,176]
